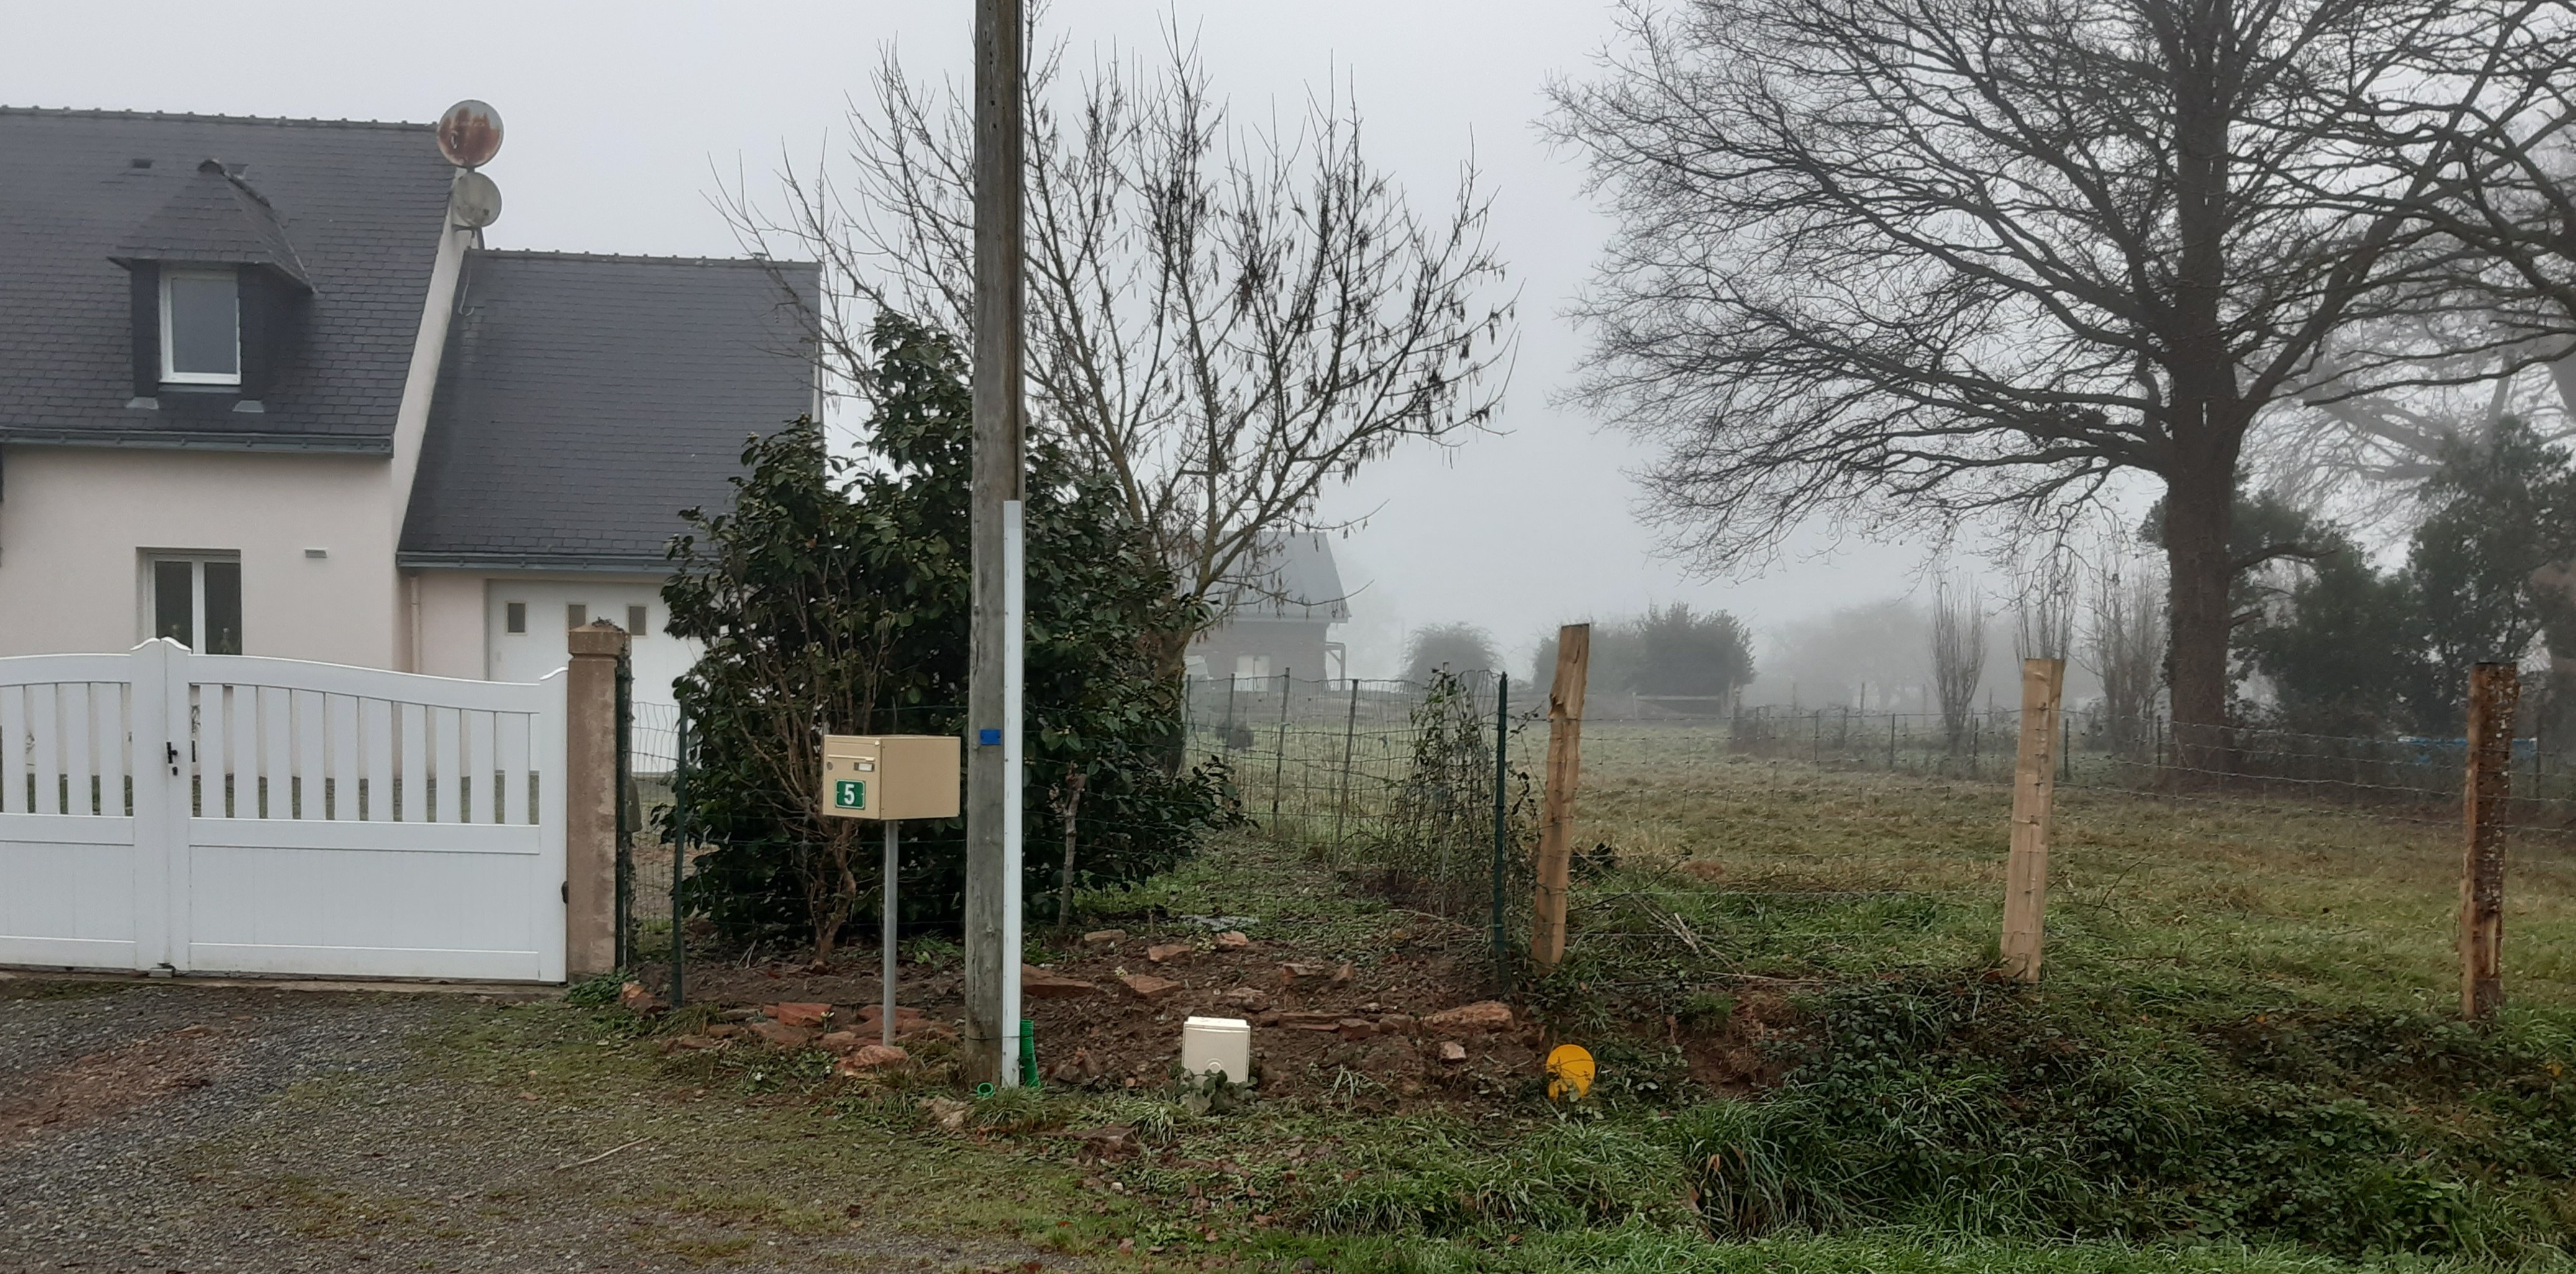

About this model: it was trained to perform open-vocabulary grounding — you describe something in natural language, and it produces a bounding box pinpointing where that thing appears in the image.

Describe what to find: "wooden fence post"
[2000,658,2065,982]
[2462,662,2520,1021]
[1531,624,1591,973]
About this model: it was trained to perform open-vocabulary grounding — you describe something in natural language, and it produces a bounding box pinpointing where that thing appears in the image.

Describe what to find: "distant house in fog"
[1187,532,1350,684]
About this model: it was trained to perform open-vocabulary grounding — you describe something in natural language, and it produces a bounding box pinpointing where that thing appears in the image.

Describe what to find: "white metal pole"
[1000,498,1026,1084]
[882,821,899,1049]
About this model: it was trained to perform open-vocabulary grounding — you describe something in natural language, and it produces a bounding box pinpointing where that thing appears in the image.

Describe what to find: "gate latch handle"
[166,743,180,776]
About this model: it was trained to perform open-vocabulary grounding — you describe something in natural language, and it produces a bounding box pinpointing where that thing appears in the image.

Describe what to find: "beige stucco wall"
[408,570,696,702]
[409,569,487,680]
[0,449,703,699]
[0,445,398,665]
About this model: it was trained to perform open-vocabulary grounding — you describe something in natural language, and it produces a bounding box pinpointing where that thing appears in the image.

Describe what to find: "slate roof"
[0,107,453,448]
[114,158,312,286]
[1209,532,1351,624]
[398,250,820,571]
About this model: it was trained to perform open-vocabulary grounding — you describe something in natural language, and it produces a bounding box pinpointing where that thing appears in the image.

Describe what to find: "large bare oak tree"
[1547,0,2506,751]
[725,34,1514,661]
[2281,1,2576,496]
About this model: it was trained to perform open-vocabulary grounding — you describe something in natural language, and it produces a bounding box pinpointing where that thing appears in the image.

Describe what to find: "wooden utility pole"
[962,0,1026,1087]
[2000,658,2065,982]
[1531,624,1591,972]
[2462,662,2519,1021]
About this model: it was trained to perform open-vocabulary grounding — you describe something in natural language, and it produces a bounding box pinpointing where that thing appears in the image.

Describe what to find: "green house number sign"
[833,779,867,811]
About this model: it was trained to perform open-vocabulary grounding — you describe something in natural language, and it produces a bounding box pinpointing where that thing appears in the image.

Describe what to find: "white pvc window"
[160,268,240,384]
[148,554,243,655]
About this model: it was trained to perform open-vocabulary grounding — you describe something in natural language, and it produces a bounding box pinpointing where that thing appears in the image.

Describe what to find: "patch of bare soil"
[634,925,1548,1111]
[1674,988,1801,1095]
[0,1022,229,1144]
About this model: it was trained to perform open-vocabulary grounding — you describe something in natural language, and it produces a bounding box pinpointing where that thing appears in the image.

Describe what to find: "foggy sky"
[2,1,1945,677]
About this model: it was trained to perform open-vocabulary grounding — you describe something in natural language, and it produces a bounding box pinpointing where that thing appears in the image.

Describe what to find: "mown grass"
[197,998,1146,1268]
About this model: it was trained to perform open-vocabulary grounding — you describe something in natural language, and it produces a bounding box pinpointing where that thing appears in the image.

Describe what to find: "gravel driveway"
[0,978,1090,1273]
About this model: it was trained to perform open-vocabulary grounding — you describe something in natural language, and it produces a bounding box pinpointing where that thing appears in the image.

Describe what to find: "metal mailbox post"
[821,735,963,1045]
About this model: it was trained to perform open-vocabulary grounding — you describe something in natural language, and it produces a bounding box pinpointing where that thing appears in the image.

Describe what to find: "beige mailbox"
[819,735,962,821]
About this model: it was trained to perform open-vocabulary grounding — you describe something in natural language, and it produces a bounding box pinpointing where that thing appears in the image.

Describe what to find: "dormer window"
[160,268,241,385]
[113,159,311,401]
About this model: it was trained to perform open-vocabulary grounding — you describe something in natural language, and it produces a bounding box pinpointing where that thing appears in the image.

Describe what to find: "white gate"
[0,640,567,982]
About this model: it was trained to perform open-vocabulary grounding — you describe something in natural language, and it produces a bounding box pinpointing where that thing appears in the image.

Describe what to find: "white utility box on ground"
[1181,1016,1252,1085]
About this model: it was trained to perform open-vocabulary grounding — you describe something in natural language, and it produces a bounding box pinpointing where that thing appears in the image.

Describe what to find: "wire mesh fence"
[621,700,695,998]
[604,663,2576,1009]
[1719,700,2576,829]
[1183,670,2576,1003]
[1183,671,1543,968]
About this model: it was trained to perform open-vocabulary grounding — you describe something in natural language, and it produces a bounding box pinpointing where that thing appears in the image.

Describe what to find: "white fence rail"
[0,640,567,981]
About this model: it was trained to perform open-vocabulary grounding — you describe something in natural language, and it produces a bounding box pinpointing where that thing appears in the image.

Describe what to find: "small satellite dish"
[436,99,503,169]
[451,170,503,229]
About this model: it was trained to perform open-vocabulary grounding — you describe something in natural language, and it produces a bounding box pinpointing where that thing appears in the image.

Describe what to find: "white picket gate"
[0,640,567,981]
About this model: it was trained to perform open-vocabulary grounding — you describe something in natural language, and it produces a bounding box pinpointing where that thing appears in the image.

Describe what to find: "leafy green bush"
[662,314,1236,951]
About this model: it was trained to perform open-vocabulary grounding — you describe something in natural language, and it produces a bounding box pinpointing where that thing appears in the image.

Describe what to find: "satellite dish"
[451,169,503,229]
[436,99,503,168]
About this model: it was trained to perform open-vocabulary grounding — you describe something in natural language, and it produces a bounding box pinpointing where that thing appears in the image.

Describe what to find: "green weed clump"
[1304,980,2576,1263]
[1694,980,2576,1260]
[1308,1120,1696,1236]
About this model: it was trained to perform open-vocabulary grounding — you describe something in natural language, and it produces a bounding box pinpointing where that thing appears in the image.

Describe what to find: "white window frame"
[142,552,244,654]
[159,267,241,386]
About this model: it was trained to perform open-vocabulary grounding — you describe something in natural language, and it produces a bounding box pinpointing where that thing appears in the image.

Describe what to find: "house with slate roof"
[0,106,817,701]
[1187,532,1352,684]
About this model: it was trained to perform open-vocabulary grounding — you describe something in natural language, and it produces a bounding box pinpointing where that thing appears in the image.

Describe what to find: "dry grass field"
[1555,720,2576,1013]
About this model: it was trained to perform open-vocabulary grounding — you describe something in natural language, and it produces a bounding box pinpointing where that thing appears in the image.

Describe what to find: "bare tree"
[2331,1,2576,381]
[2253,6,2576,529]
[1546,0,2506,762]
[2260,360,2568,534]
[2016,546,2077,665]
[2084,556,2167,756]
[1931,581,1987,755]
[724,32,1514,662]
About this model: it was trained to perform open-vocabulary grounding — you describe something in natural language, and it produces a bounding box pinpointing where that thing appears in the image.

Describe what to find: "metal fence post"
[884,821,902,1047]
[1271,670,1292,824]
[1332,678,1361,859]
[670,709,690,1009]
[1490,673,1510,989]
